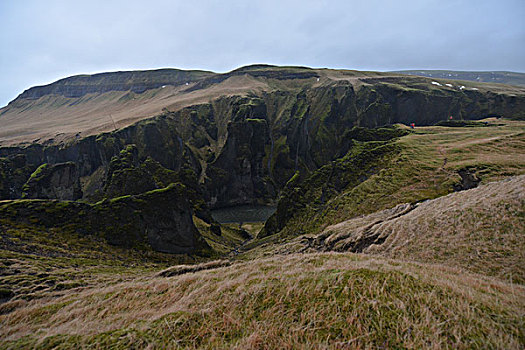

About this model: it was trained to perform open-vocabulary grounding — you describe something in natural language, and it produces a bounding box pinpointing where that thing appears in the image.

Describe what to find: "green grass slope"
[0,218,194,306]
[0,154,522,347]
[0,105,523,348]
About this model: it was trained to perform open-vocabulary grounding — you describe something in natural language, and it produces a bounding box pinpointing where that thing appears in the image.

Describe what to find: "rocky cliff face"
[0,154,36,199]
[0,112,201,200]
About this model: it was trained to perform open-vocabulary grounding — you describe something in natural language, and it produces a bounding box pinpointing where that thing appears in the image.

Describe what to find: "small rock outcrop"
[22,162,82,200]
[453,168,481,191]
[313,203,416,252]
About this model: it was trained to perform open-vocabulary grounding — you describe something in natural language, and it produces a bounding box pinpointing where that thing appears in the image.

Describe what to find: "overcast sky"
[1,0,524,107]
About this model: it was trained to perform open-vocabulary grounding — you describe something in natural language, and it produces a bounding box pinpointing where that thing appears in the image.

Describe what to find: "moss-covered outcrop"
[433,119,493,127]
[101,144,212,222]
[21,162,82,200]
[0,183,211,255]
[103,145,160,197]
[0,112,202,202]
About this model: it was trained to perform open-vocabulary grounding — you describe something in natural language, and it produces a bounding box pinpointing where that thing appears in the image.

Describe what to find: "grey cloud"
[0,0,524,107]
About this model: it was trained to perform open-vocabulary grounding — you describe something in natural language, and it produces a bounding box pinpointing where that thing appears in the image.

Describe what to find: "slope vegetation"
[1,254,523,349]
[311,175,525,283]
[260,119,525,239]
[0,67,523,349]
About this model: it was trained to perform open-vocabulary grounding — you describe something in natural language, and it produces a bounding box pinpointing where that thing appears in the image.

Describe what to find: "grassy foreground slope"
[1,254,524,349]
[0,208,248,305]
[0,218,198,305]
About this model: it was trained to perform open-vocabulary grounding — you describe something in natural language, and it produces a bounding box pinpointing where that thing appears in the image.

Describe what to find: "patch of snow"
[161,85,166,88]
[445,83,453,87]
[431,81,442,86]
[185,82,189,85]
[471,88,479,90]
[317,78,320,82]
[459,86,466,90]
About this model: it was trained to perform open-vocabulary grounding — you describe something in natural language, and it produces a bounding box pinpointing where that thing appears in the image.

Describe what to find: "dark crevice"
[453,168,480,192]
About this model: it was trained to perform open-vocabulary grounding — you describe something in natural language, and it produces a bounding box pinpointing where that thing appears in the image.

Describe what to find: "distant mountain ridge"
[392,70,525,87]
[17,68,214,100]
[2,64,525,147]
[12,64,318,102]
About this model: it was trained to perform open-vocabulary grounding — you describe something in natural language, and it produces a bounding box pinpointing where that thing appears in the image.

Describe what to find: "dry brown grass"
[0,108,523,347]
[1,253,523,348]
[316,175,525,284]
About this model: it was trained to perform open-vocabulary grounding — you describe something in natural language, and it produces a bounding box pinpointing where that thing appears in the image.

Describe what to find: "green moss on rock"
[21,162,82,200]
[0,183,212,256]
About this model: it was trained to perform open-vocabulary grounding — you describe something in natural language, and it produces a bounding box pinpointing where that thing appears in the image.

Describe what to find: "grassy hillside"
[0,70,523,348]
[1,253,523,348]
[0,217,191,305]
[0,211,247,307]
